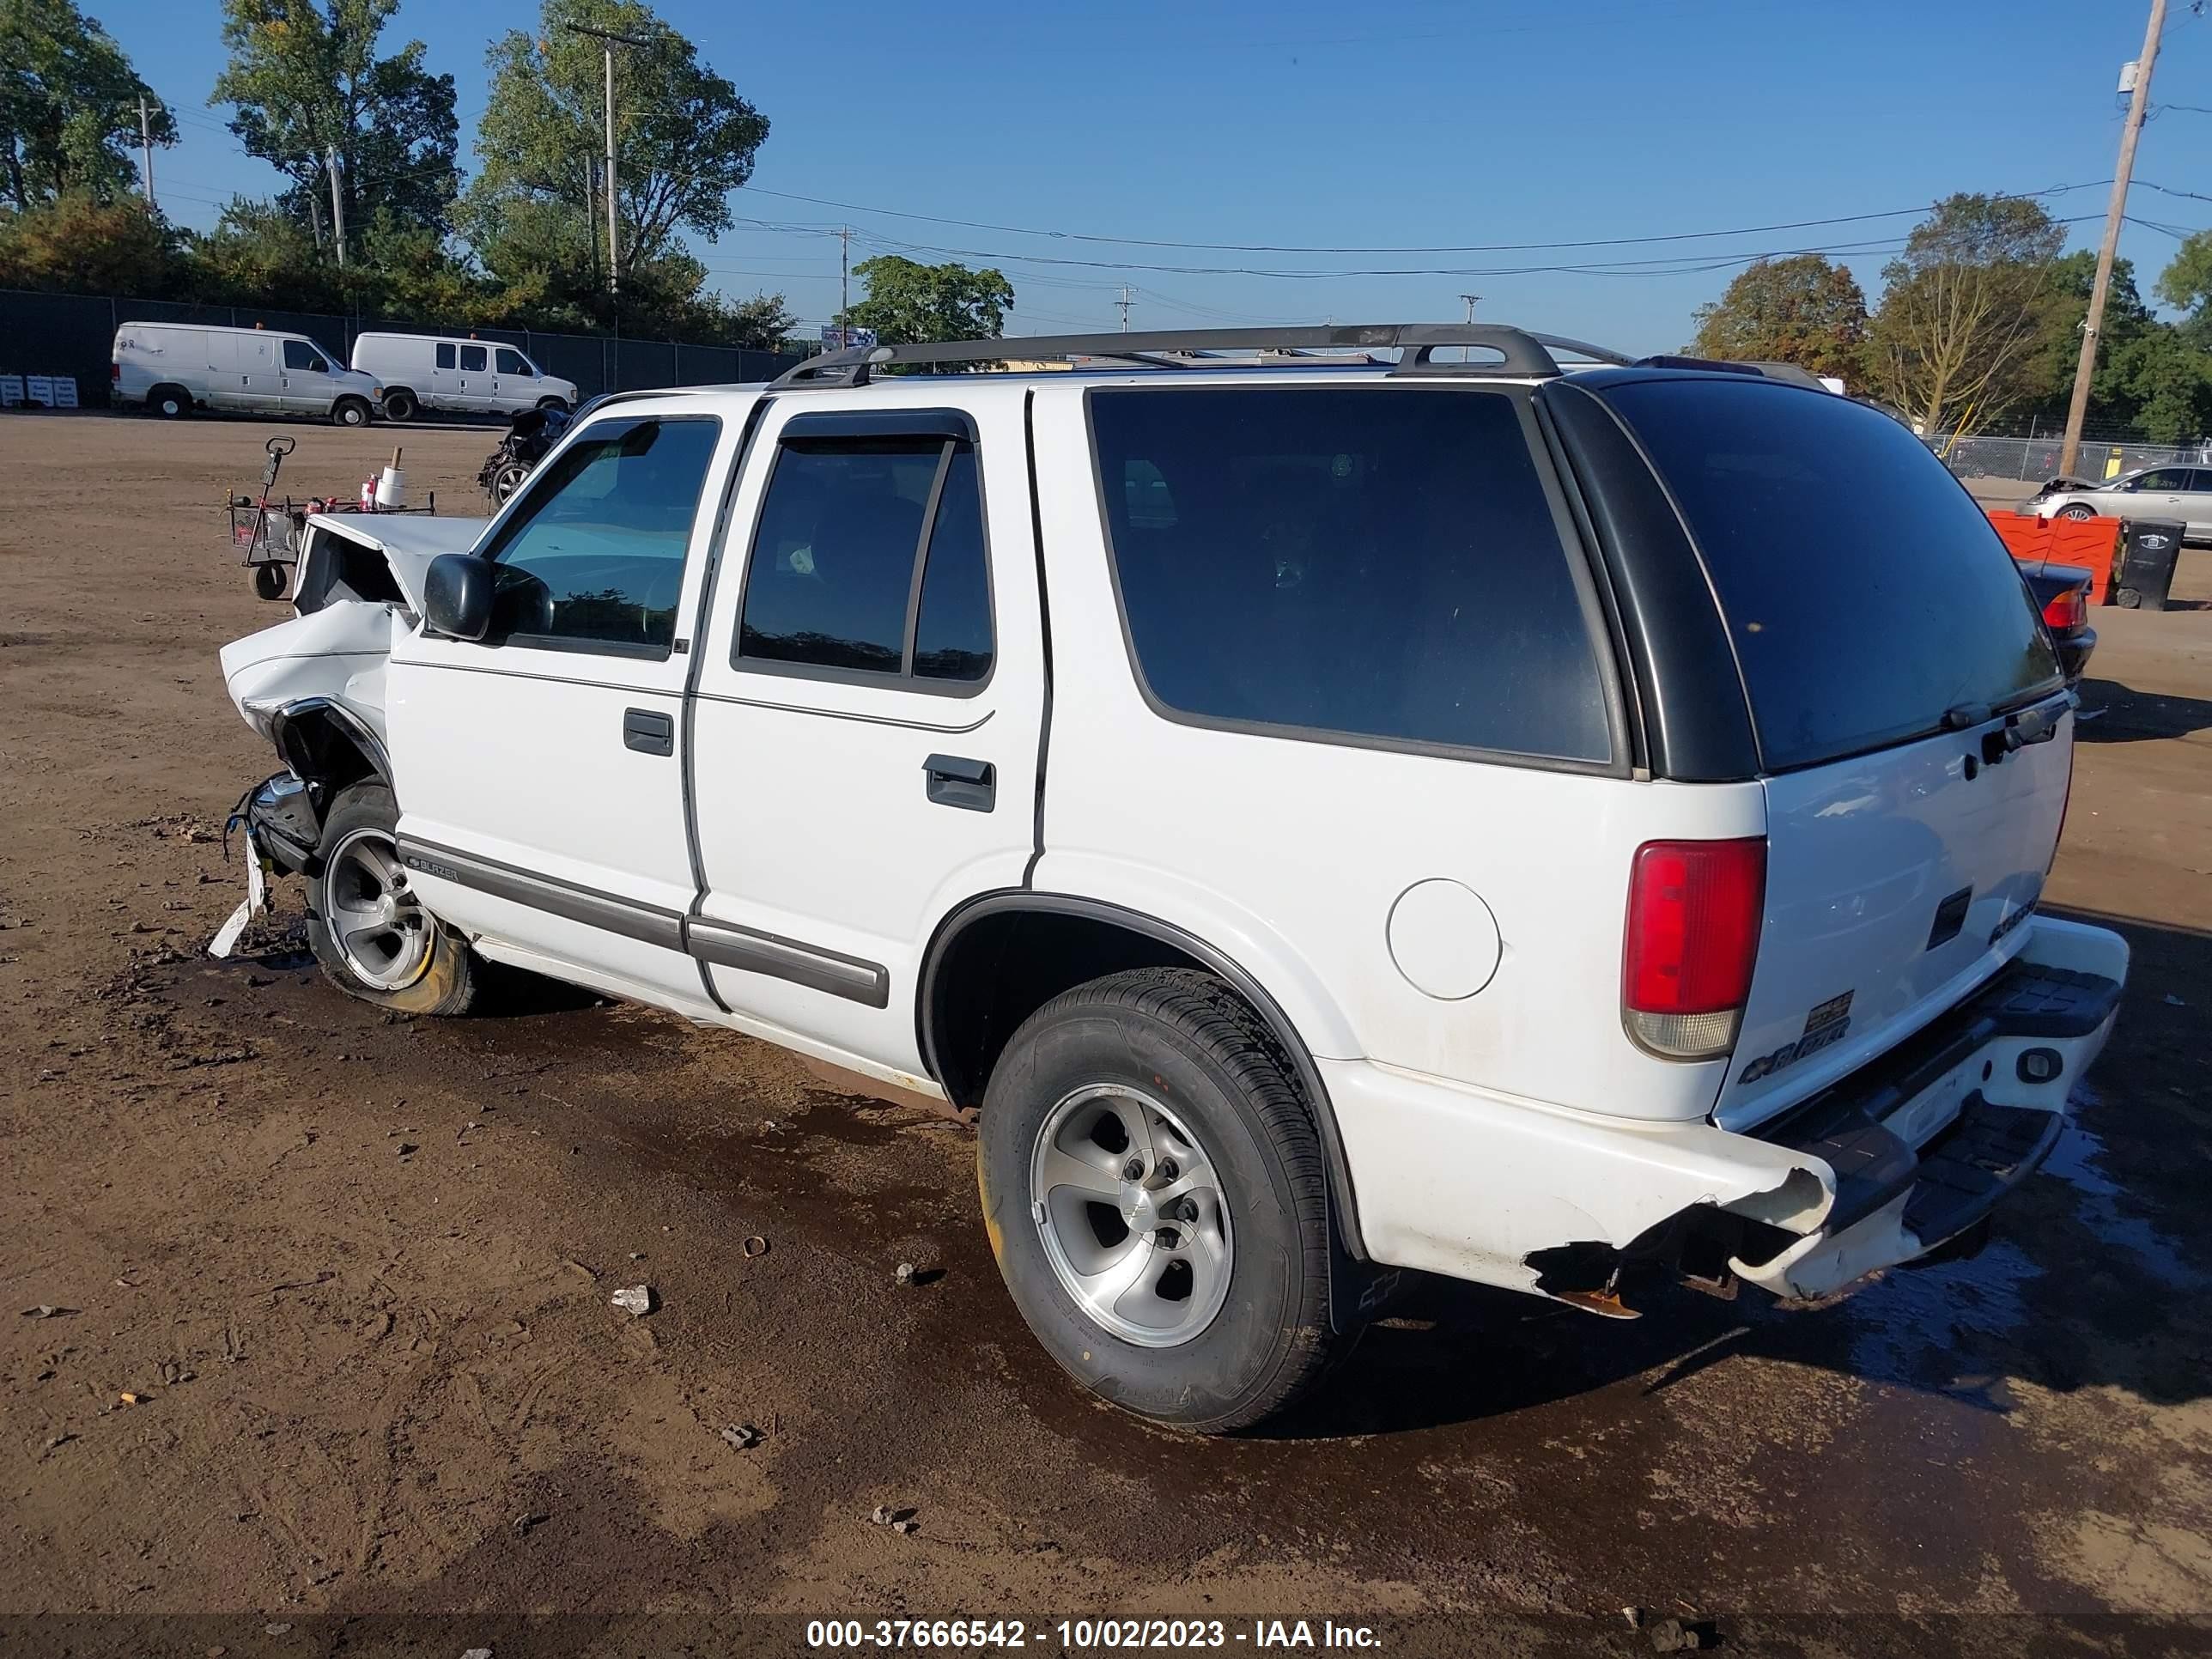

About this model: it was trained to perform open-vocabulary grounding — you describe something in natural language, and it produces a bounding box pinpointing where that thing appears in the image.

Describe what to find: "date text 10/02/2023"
[805,1618,1383,1649]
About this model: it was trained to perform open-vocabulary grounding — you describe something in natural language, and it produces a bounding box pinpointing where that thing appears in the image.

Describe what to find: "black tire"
[306,781,479,1017]
[331,396,373,428]
[149,385,191,419]
[491,460,532,504]
[536,395,570,414]
[977,967,1343,1432]
[382,388,419,422]
[2058,502,2099,521]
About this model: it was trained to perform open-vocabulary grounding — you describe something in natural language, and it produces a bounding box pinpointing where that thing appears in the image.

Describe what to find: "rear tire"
[331,396,372,428]
[306,782,479,1018]
[2058,502,2099,521]
[382,388,418,422]
[149,385,190,419]
[977,967,1344,1433]
[490,459,532,503]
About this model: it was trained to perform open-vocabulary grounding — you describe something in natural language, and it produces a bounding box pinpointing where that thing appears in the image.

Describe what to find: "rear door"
[2181,468,2212,537]
[1593,376,2072,1129]
[688,392,1043,1077]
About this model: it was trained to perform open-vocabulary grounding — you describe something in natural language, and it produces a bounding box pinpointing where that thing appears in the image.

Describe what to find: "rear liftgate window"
[1601,378,2063,771]
[1089,386,1611,763]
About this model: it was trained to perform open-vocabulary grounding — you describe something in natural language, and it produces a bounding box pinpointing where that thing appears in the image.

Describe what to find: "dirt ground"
[3,410,2210,1657]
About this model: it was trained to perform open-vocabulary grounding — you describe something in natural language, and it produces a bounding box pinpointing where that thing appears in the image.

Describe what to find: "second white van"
[349,333,579,422]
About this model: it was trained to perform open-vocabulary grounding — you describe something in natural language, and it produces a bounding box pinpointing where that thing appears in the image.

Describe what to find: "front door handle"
[623,708,675,757]
[923,753,994,812]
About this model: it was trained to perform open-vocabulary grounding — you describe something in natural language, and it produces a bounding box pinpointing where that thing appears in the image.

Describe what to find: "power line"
[724,179,2113,257]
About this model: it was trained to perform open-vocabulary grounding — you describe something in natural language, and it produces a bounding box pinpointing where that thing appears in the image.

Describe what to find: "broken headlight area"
[228,770,321,877]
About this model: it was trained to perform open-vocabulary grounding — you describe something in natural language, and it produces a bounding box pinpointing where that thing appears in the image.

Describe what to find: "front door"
[279,338,336,414]
[494,346,536,413]
[688,395,1044,1078]
[386,406,735,1012]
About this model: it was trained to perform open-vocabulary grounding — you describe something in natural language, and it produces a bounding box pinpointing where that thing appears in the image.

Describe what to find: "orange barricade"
[1986,509,2121,604]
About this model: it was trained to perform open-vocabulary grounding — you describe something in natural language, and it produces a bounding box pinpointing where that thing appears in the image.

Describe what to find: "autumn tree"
[840,255,1012,344]
[1,0,175,210]
[0,190,170,291]
[212,0,459,240]
[1690,254,1868,383]
[1865,193,2065,434]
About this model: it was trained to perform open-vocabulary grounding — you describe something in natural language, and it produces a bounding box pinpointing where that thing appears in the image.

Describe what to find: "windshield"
[1600,377,2061,772]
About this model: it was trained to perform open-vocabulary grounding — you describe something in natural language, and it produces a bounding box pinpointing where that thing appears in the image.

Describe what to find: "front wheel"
[977,968,1344,1432]
[536,396,570,414]
[2058,502,2099,521]
[149,385,191,418]
[381,388,419,422]
[490,459,532,503]
[331,396,372,428]
[307,782,479,1017]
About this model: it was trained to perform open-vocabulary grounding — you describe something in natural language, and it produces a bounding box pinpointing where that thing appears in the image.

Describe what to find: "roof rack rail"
[769,323,1635,390]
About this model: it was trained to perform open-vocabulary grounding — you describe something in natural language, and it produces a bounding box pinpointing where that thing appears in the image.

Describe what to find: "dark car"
[2017,560,2097,685]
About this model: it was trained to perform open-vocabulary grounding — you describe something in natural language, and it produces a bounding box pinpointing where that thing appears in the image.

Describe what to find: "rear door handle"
[923,753,994,812]
[623,708,675,757]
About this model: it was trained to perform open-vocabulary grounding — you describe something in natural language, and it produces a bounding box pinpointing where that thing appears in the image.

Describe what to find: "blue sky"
[100,0,2212,352]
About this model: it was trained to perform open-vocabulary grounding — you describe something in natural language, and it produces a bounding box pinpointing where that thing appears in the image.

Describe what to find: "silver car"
[2024,465,2212,542]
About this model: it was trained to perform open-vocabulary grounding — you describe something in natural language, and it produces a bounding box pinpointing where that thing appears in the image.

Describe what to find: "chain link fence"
[0,289,803,412]
[1927,417,2212,483]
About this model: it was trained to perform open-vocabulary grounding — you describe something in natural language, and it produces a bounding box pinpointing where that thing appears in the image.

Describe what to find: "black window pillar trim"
[915,889,1369,1265]
[1019,388,1053,888]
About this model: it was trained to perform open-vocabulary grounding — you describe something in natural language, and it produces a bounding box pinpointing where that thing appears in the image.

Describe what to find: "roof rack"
[769,323,1636,390]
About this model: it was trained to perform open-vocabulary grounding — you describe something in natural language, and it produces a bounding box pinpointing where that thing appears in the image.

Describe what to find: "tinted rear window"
[1601,379,2060,770]
[1090,386,1612,763]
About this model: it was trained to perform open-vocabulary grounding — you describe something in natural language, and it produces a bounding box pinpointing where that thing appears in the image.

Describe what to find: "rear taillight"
[1622,837,1765,1060]
[110,362,121,381]
[2042,587,2086,631]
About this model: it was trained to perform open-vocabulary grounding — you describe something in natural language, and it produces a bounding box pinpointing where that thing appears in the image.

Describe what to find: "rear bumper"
[1325,915,2127,1308]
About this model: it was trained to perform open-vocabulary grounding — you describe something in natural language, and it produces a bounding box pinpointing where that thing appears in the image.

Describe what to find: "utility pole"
[2060,0,2166,477]
[840,225,851,325]
[137,96,157,213]
[1118,284,1133,331]
[325,145,346,266]
[561,22,651,300]
[1460,293,1481,323]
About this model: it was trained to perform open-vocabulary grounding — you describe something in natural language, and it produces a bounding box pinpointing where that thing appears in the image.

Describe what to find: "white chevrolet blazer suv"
[216,324,2128,1431]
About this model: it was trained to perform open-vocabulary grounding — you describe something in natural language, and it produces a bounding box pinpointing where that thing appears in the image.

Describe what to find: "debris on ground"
[895,1261,916,1285]
[1621,1607,1645,1631]
[462,1649,494,1659]
[872,1504,894,1525]
[264,1625,291,1637]
[1650,1617,1715,1652]
[870,1504,919,1533]
[20,1304,76,1319]
[741,1235,769,1258]
[719,1423,762,1451]
[512,1511,547,1537]
[609,1285,654,1317]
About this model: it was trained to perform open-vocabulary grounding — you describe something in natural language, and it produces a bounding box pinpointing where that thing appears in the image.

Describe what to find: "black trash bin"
[2115,519,2184,611]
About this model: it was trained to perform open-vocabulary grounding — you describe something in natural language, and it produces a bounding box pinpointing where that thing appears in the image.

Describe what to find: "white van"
[112,322,382,425]
[348,333,578,422]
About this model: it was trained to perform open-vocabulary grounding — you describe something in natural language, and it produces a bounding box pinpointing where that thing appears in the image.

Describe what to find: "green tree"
[1,0,176,210]
[1865,193,2066,434]
[2157,228,2212,331]
[466,0,767,295]
[841,255,1012,345]
[212,0,459,240]
[0,190,170,290]
[1690,254,1868,383]
[178,196,346,309]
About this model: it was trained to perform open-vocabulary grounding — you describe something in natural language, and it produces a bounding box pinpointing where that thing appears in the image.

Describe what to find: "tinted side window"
[435,343,456,369]
[1090,386,1610,762]
[738,434,994,688]
[1601,378,2060,770]
[2131,468,2185,491]
[496,348,529,375]
[913,447,993,682]
[459,344,489,373]
[282,340,325,371]
[480,416,720,657]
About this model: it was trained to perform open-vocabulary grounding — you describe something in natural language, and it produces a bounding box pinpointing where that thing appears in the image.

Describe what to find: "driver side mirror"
[422,553,494,641]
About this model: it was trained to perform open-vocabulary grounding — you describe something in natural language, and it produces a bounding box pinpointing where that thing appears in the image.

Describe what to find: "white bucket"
[375,465,406,508]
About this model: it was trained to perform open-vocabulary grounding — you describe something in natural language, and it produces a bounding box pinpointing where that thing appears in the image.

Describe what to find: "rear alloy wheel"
[331,396,372,428]
[150,385,190,418]
[490,460,532,503]
[977,967,1345,1432]
[2058,502,2099,521]
[306,782,478,1017]
[382,388,419,422]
